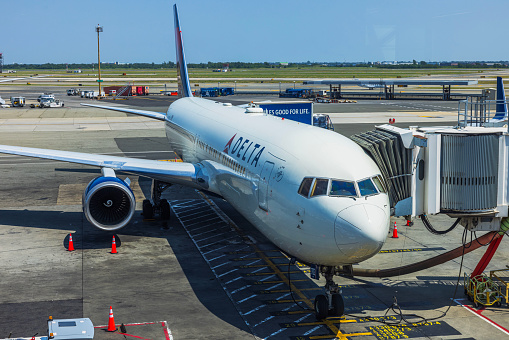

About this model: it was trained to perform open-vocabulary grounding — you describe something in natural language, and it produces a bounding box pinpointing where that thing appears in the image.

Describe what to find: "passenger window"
[372,175,387,193]
[330,180,357,197]
[298,178,314,197]
[358,178,378,196]
[311,178,329,197]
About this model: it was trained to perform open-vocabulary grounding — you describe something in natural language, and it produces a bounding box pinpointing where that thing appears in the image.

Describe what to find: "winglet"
[174,4,193,98]
[496,76,507,118]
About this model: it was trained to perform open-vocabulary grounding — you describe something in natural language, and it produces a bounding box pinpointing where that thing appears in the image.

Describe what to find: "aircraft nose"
[334,204,389,262]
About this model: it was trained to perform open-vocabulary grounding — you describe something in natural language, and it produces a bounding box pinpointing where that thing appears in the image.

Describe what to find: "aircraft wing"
[80,103,167,121]
[0,75,49,83]
[0,144,198,186]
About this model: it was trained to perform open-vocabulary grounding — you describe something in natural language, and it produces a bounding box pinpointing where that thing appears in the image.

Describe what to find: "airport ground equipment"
[350,96,509,235]
[312,114,334,130]
[37,93,54,102]
[47,317,94,340]
[200,87,234,97]
[279,88,313,98]
[10,96,25,107]
[67,88,80,96]
[490,267,509,305]
[464,273,502,307]
[39,98,64,108]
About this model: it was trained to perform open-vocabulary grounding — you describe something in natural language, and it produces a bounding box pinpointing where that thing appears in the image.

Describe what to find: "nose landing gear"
[313,266,345,320]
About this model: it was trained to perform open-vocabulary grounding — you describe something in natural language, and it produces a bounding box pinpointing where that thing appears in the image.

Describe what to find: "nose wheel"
[313,266,345,320]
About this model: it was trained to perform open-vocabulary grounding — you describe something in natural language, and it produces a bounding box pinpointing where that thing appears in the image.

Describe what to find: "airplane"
[0,4,390,320]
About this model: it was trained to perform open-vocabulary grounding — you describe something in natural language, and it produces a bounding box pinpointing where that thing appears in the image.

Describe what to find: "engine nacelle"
[83,176,136,231]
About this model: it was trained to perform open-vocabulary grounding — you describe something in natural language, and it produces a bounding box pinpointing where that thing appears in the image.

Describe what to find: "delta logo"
[224,133,265,167]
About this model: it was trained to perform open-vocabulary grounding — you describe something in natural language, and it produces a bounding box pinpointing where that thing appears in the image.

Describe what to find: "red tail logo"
[223,134,236,153]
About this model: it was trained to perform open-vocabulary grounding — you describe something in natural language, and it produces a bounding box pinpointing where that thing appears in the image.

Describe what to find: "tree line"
[4,61,508,70]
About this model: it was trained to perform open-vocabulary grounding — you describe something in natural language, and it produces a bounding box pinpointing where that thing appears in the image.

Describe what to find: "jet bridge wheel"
[314,295,328,320]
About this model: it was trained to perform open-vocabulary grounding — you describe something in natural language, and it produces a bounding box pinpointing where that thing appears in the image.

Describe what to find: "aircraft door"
[258,161,274,211]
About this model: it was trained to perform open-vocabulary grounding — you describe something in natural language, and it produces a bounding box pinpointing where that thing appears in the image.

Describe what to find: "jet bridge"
[351,97,509,232]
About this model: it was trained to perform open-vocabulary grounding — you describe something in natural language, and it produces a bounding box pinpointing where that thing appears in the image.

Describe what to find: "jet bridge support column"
[470,218,509,278]
[443,85,451,100]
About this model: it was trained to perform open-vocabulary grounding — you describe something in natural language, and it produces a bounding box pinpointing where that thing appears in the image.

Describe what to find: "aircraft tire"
[160,199,170,220]
[142,199,154,219]
[314,295,328,320]
[330,293,344,317]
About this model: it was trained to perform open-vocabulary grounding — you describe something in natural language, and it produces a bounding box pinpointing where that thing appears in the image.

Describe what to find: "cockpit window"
[372,175,387,193]
[311,178,329,197]
[358,178,378,196]
[298,177,314,197]
[330,180,357,197]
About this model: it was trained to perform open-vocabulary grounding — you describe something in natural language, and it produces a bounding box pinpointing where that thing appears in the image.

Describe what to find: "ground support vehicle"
[39,98,64,108]
[10,96,25,107]
[67,88,80,96]
[313,114,334,130]
[37,93,55,102]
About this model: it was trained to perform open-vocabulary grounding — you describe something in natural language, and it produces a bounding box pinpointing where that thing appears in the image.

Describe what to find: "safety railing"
[458,97,508,131]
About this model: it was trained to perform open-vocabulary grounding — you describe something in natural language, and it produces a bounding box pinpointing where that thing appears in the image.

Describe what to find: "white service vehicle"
[37,93,55,102]
[39,98,64,108]
[10,96,25,107]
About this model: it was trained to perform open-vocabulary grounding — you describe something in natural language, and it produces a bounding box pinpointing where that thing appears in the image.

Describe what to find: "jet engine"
[82,175,136,231]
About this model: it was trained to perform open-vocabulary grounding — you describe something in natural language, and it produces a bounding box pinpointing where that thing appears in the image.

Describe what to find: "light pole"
[235,81,237,93]
[96,25,103,98]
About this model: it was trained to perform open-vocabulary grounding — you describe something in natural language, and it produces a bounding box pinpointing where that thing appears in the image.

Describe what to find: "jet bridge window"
[329,180,357,197]
[311,178,329,197]
[358,178,378,196]
[298,177,314,197]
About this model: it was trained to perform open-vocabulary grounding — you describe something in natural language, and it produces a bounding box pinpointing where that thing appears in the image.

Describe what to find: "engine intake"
[83,176,136,231]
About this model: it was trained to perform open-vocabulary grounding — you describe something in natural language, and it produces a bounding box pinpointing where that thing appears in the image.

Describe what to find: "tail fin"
[173,4,193,98]
[496,76,507,117]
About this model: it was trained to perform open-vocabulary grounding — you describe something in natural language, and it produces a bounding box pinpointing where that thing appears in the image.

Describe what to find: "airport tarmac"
[0,87,508,340]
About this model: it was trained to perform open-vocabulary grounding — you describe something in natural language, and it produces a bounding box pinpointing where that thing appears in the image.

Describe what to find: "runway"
[0,87,508,339]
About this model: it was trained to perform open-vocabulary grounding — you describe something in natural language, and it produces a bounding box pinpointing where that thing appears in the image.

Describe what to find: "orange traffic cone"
[68,234,75,252]
[392,222,399,238]
[107,306,116,332]
[111,236,117,254]
[405,219,410,226]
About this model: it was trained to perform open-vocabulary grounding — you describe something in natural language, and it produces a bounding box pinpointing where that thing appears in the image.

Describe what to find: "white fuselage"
[165,97,390,266]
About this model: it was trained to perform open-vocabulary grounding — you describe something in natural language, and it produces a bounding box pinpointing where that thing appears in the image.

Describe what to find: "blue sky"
[1,0,508,64]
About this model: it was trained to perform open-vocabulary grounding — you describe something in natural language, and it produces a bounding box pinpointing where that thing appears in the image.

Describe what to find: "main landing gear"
[142,180,171,220]
[313,266,346,320]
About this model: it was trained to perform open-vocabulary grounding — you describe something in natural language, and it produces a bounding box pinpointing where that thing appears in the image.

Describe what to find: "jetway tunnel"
[347,98,509,277]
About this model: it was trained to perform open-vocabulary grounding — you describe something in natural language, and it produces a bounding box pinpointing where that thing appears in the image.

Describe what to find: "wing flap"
[80,103,167,121]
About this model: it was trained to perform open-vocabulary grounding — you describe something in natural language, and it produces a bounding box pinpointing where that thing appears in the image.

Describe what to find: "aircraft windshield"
[298,177,313,197]
[358,178,378,196]
[298,175,386,198]
[330,180,357,197]
[311,178,329,197]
